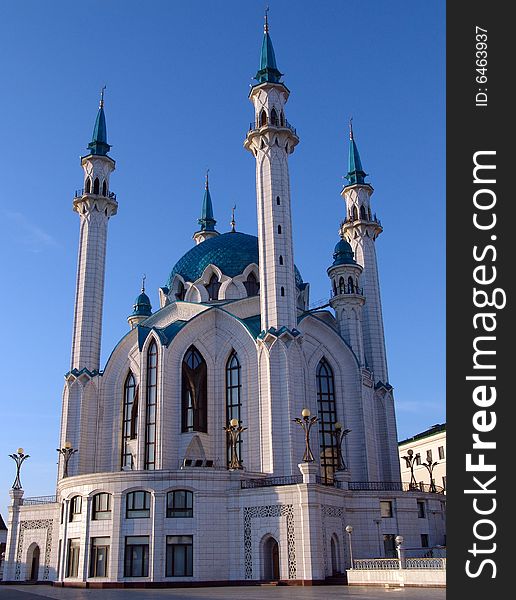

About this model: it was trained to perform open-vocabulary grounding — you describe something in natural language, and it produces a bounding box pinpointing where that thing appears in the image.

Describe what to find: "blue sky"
[0,0,445,509]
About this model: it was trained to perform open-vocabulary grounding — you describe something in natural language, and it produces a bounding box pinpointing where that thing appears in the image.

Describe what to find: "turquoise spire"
[255,9,283,84]
[345,119,368,185]
[87,87,111,156]
[132,275,152,317]
[198,171,217,231]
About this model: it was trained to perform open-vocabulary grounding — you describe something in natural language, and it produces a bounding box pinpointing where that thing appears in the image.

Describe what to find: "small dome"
[132,291,152,317]
[167,231,303,289]
[332,239,356,266]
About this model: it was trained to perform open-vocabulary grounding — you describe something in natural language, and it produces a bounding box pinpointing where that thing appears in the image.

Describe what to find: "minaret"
[128,276,152,329]
[327,239,366,365]
[193,171,219,245]
[244,12,299,332]
[340,121,388,383]
[70,89,117,372]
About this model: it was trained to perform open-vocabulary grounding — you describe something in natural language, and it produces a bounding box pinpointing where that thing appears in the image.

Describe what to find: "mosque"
[2,16,445,586]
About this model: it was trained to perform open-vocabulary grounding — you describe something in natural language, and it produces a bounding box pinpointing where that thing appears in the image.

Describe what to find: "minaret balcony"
[248,119,297,136]
[75,188,117,201]
[330,285,364,298]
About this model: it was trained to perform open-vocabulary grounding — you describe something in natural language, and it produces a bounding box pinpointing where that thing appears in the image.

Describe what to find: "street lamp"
[293,408,318,462]
[401,449,418,489]
[8,448,29,490]
[395,535,404,568]
[223,419,247,470]
[330,422,351,470]
[56,441,78,478]
[345,525,354,568]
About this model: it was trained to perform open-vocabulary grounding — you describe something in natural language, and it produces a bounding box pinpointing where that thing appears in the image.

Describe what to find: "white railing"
[405,557,446,570]
[353,559,401,570]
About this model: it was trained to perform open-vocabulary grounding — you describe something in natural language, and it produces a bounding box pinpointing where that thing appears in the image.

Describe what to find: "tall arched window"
[175,281,185,301]
[243,272,259,296]
[316,358,339,484]
[85,178,91,193]
[102,180,107,196]
[93,177,100,194]
[226,351,242,466]
[352,205,358,221]
[271,107,279,126]
[121,372,138,469]
[348,276,355,293]
[260,110,267,127]
[206,274,220,301]
[182,346,207,433]
[144,341,158,470]
[339,277,345,294]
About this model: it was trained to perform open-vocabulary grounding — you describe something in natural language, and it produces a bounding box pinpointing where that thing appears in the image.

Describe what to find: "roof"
[331,238,356,266]
[88,105,111,156]
[167,231,303,289]
[398,423,446,446]
[0,513,7,530]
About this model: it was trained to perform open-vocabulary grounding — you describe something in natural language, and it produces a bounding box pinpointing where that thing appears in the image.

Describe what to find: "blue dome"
[167,232,303,289]
[332,239,356,266]
[132,291,152,316]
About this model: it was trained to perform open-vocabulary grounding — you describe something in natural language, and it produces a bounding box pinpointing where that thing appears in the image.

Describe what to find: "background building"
[399,424,446,493]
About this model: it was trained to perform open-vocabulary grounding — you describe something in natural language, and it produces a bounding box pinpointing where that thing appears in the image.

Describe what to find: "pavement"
[0,585,446,600]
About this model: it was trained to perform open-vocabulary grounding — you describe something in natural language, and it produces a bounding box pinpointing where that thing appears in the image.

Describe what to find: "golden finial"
[230,205,237,232]
[264,5,270,33]
[100,85,106,109]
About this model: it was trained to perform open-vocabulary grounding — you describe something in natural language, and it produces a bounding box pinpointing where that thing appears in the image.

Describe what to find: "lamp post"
[293,408,318,462]
[8,448,29,490]
[56,441,78,478]
[223,419,247,470]
[395,535,404,568]
[422,453,438,493]
[401,448,418,489]
[345,525,354,568]
[330,422,351,470]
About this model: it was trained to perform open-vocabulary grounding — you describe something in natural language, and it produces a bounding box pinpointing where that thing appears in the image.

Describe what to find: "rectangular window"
[426,449,433,462]
[415,453,421,465]
[438,445,445,459]
[167,490,193,518]
[92,493,111,520]
[90,537,110,578]
[126,491,150,518]
[69,496,82,522]
[66,538,80,578]
[166,535,193,577]
[380,500,393,518]
[417,500,426,518]
[124,536,149,577]
[383,534,396,558]
[57,539,62,578]
[421,534,429,548]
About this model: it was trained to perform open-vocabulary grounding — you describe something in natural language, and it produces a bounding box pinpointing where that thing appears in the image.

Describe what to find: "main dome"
[167,231,303,289]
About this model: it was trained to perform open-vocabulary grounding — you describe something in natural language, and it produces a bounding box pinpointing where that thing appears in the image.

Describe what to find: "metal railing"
[241,475,303,489]
[74,189,117,200]
[331,285,364,297]
[353,557,446,571]
[349,481,445,494]
[405,557,446,570]
[21,495,58,506]
[248,119,297,136]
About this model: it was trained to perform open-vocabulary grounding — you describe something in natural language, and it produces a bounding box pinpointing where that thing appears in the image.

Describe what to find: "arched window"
[348,276,355,293]
[360,205,367,220]
[278,225,282,234]
[102,180,107,197]
[69,496,82,522]
[279,255,284,265]
[175,281,185,301]
[280,287,285,297]
[121,372,137,470]
[126,491,151,518]
[352,205,358,221]
[271,108,279,126]
[93,177,100,194]
[226,351,242,466]
[339,277,345,294]
[182,346,207,433]
[276,196,281,205]
[206,274,220,301]
[167,490,193,518]
[280,110,285,126]
[243,272,259,296]
[92,493,111,520]
[85,178,91,193]
[144,341,157,470]
[316,358,339,484]
[260,110,267,127]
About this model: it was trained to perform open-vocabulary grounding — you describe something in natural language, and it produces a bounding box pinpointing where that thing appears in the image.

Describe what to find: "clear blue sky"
[0,0,445,509]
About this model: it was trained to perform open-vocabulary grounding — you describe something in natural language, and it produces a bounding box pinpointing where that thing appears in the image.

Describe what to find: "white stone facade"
[2,23,445,587]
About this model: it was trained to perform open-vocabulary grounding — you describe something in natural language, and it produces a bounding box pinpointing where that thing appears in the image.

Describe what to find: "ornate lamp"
[422,453,439,493]
[57,441,78,478]
[224,419,247,470]
[330,422,352,470]
[293,408,318,462]
[401,448,418,489]
[345,525,354,568]
[8,448,30,490]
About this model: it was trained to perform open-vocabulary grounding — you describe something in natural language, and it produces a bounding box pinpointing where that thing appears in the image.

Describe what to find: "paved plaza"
[0,586,445,600]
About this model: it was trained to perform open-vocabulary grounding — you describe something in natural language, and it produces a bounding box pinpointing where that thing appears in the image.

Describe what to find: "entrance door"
[29,546,40,581]
[331,536,339,575]
[263,537,280,580]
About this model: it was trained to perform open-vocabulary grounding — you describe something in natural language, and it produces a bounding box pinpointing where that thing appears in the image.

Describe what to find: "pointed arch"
[121,371,137,469]
[316,358,338,483]
[348,276,355,293]
[93,177,100,194]
[360,205,367,220]
[280,110,285,127]
[206,273,221,301]
[144,340,158,470]
[102,179,107,197]
[338,277,345,295]
[260,109,267,127]
[271,107,279,126]
[182,346,207,433]
[243,271,259,296]
[226,350,242,466]
[85,177,91,194]
[352,205,358,221]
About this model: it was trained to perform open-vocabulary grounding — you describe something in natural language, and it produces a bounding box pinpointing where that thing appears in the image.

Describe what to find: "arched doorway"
[330,535,341,575]
[26,544,40,581]
[262,536,280,580]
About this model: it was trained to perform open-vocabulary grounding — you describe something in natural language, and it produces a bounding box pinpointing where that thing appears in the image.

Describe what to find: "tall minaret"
[193,171,219,245]
[340,122,388,383]
[244,12,299,332]
[70,89,117,372]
